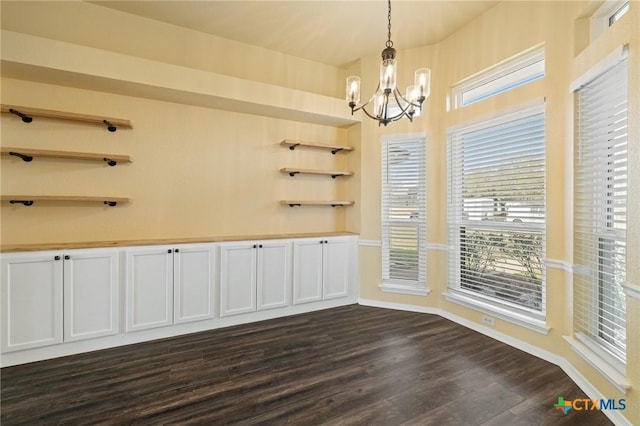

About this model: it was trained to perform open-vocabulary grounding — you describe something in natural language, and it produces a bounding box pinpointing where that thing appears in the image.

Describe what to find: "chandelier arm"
[359,105,384,121]
[393,88,422,109]
[350,83,381,114]
[393,89,414,120]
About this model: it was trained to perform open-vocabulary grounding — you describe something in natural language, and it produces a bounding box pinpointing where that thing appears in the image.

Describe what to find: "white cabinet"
[125,244,215,332]
[1,249,118,352]
[1,252,63,352]
[125,247,173,332]
[64,249,119,342]
[219,240,290,317]
[1,235,356,364]
[174,245,216,324]
[293,237,350,305]
[322,239,350,299]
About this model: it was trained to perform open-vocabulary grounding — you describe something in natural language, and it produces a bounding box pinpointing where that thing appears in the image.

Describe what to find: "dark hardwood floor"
[1,305,612,425]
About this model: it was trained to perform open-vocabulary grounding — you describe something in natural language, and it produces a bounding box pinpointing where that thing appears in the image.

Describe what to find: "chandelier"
[346,0,430,126]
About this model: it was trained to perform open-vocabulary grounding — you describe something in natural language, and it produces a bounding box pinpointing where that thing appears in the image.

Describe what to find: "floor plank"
[1,305,613,425]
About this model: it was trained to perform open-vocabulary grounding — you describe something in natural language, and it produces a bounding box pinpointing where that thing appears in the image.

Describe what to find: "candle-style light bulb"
[414,68,431,101]
[380,59,397,92]
[374,92,386,118]
[346,76,361,107]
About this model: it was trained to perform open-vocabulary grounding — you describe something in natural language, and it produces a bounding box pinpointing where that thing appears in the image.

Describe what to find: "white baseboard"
[357,298,632,426]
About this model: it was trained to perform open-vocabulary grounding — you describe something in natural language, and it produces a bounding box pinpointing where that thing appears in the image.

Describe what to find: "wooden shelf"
[1,147,132,166]
[280,140,354,154]
[280,168,354,178]
[1,104,132,132]
[1,195,130,207]
[281,200,354,207]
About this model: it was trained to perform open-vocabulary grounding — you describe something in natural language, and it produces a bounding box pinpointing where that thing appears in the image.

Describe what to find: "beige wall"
[1,2,354,245]
[357,1,639,424]
[1,78,350,244]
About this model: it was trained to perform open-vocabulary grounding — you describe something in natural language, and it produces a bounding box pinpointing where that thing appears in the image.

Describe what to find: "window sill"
[380,282,429,296]
[563,334,631,394]
[444,291,549,335]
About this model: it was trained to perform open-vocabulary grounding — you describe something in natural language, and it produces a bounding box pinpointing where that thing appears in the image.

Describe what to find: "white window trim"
[563,335,630,393]
[447,104,547,328]
[451,44,545,110]
[569,44,628,92]
[381,133,428,296]
[380,282,430,296]
[572,54,629,373]
[444,290,549,334]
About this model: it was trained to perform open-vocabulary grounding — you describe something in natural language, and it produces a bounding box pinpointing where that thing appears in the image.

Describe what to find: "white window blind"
[448,105,546,315]
[382,136,426,287]
[574,58,628,367]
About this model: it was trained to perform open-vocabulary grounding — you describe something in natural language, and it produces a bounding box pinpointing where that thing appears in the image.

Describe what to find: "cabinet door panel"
[323,239,350,299]
[1,254,63,352]
[64,249,119,341]
[292,241,323,305]
[220,244,256,317]
[257,241,290,310]
[174,246,215,324]
[126,248,173,332]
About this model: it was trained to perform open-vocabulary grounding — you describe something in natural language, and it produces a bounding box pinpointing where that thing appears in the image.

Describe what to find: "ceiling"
[91,1,498,68]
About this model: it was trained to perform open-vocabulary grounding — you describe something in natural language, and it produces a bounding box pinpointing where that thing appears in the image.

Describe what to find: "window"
[574,57,628,370]
[609,1,629,26]
[381,135,427,295]
[451,46,545,109]
[448,105,546,323]
[591,1,629,41]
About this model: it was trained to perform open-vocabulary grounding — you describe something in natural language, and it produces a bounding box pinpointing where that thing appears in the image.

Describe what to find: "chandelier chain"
[386,0,393,48]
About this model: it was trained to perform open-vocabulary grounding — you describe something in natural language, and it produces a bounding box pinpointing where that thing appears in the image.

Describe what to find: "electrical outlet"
[482,315,495,326]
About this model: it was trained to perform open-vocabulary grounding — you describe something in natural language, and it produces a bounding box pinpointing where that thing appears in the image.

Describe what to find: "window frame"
[451,45,545,110]
[381,134,427,296]
[573,53,628,372]
[590,0,629,41]
[447,103,547,331]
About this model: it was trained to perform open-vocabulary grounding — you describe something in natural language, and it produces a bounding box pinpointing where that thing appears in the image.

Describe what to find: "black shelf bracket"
[288,203,301,207]
[9,109,33,123]
[103,201,118,207]
[288,171,300,177]
[103,158,117,167]
[331,148,344,155]
[103,120,117,133]
[288,143,300,151]
[9,200,34,206]
[9,152,33,162]
[331,174,344,179]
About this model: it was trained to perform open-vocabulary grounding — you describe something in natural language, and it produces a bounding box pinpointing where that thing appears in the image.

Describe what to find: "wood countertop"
[0,232,359,253]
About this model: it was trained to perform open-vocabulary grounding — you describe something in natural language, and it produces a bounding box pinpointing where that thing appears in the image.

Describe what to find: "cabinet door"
[292,240,323,305]
[219,243,256,317]
[125,247,173,332]
[174,245,215,324]
[64,249,119,342]
[323,239,350,300]
[257,241,290,311]
[1,252,63,352]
